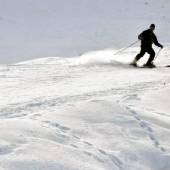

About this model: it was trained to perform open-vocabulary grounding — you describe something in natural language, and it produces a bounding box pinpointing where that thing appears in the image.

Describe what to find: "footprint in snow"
[42,120,70,133]
[83,151,105,163]
[83,141,93,146]
[70,144,79,148]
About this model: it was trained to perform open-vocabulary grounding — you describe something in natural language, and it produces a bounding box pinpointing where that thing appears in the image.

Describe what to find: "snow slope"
[0,0,170,63]
[0,46,170,170]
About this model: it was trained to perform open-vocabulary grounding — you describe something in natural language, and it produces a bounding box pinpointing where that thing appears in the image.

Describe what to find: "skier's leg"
[146,48,155,65]
[131,48,145,66]
[135,48,145,61]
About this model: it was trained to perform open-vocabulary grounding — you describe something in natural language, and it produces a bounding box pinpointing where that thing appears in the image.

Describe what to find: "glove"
[160,44,163,48]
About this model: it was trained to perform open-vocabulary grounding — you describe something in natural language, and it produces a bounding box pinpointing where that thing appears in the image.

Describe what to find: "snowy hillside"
[0,0,170,63]
[0,46,170,170]
[1,0,170,169]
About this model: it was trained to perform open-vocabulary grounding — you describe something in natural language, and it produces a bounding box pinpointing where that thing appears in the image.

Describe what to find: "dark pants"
[135,47,155,64]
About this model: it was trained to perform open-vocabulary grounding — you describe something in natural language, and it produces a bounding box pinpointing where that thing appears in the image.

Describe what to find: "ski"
[130,64,170,68]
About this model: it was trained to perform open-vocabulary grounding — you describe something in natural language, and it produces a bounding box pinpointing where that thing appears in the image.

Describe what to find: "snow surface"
[0,46,170,170]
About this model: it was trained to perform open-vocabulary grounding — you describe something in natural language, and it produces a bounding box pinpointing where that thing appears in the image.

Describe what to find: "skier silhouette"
[131,24,163,67]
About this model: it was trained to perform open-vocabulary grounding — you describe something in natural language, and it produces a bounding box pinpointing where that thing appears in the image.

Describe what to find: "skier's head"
[150,24,155,31]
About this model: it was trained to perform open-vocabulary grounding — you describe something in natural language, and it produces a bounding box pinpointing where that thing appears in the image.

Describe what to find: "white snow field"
[0,45,170,170]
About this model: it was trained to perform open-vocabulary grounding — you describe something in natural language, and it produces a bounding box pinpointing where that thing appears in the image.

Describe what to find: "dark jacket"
[138,29,162,48]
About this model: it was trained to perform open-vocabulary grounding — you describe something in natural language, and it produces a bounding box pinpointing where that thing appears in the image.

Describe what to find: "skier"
[131,24,163,67]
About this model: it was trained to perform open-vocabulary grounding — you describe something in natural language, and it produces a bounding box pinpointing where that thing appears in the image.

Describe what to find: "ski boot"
[130,59,138,67]
[143,62,156,68]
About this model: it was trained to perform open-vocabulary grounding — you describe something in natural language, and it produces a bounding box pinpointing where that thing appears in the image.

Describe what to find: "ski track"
[125,106,167,153]
[40,119,124,170]
[0,69,169,155]
[0,79,167,120]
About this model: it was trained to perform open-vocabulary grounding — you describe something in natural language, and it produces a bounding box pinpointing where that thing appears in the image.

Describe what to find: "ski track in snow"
[125,106,167,153]
[0,80,166,119]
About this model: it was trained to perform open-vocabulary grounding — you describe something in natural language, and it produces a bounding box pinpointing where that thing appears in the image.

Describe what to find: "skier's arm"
[153,34,163,48]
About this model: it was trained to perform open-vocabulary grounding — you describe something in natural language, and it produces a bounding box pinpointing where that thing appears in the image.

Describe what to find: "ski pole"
[155,48,162,60]
[113,40,139,56]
